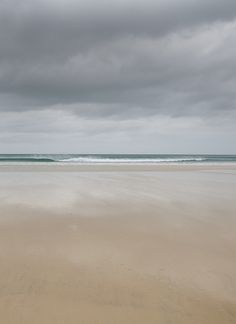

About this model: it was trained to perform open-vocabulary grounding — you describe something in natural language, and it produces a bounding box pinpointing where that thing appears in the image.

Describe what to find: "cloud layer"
[0,0,236,152]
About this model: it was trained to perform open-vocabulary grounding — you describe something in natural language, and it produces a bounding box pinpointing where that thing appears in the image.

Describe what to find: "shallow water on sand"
[0,168,236,323]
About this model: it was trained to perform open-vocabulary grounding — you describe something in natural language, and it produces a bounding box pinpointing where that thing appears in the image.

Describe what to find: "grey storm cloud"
[0,0,236,119]
[0,0,236,155]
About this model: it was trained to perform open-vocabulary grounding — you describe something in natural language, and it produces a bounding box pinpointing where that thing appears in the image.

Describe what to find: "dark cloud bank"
[0,0,236,152]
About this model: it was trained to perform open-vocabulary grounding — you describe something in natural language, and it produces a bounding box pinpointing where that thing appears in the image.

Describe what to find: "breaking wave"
[0,154,235,164]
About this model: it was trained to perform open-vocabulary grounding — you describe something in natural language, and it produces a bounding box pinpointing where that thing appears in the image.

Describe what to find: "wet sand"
[0,166,236,323]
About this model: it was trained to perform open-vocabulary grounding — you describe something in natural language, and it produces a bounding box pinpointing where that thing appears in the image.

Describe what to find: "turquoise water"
[0,154,235,164]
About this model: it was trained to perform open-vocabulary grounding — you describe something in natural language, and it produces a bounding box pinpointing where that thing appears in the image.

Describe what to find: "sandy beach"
[0,165,236,323]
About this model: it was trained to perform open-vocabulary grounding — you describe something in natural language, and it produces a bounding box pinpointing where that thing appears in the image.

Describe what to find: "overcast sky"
[0,0,236,153]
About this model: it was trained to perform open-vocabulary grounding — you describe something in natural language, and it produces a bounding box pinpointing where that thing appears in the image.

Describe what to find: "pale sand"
[0,166,236,323]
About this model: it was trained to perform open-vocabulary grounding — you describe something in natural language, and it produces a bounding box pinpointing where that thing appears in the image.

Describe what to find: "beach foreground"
[0,165,236,323]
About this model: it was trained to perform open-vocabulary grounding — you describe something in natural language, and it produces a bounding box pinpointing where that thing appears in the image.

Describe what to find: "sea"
[0,154,235,165]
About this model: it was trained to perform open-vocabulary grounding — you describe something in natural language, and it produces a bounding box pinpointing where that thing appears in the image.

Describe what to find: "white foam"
[58,157,206,164]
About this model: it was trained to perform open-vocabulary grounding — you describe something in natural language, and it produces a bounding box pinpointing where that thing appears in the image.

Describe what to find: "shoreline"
[0,163,236,172]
